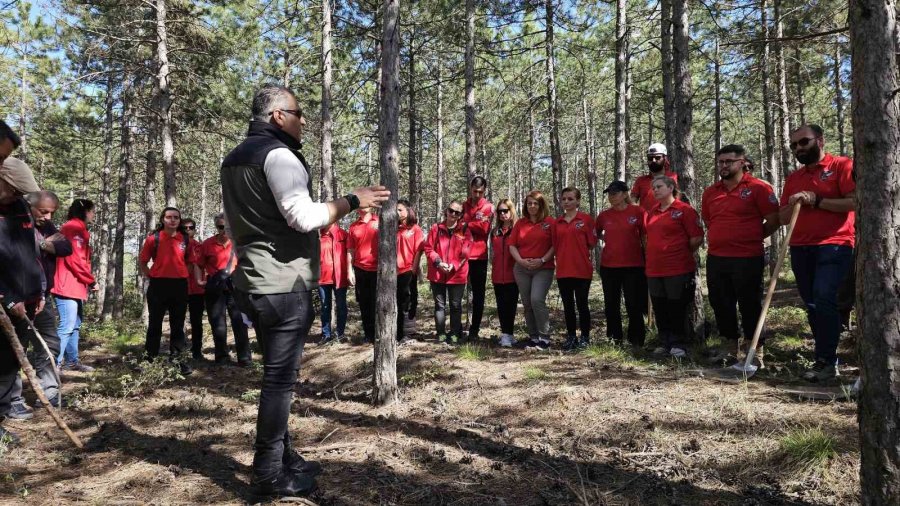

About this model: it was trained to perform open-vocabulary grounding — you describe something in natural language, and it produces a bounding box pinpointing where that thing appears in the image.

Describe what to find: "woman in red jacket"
[554,187,598,350]
[53,198,98,372]
[139,207,195,375]
[183,218,206,360]
[491,198,518,347]
[423,200,472,345]
[396,199,424,343]
[510,190,556,350]
[644,176,704,358]
[318,222,350,345]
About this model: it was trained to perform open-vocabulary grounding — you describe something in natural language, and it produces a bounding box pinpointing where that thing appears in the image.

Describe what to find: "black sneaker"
[318,335,335,345]
[578,335,590,349]
[802,361,838,382]
[527,338,551,351]
[34,394,66,409]
[253,470,318,498]
[179,361,194,376]
[237,359,252,368]
[7,402,33,420]
[284,450,323,476]
[515,337,538,349]
[0,425,20,446]
[562,335,579,351]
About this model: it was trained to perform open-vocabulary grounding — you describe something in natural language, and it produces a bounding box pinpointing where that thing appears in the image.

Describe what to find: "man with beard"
[701,145,779,366]
[631,143,679,212]
[780,124,855,382]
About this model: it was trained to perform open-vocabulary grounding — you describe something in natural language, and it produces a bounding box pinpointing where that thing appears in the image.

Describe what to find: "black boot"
[253,470,317,498]
[562,335,579,351]
[578,334,590,349]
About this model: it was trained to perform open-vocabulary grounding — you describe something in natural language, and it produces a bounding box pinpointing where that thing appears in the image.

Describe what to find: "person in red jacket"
[596,181,647,347]
[461,176,493,340]
[347,207,379,344]
[554,187,598,350]
[631,143,679,212]
[139,207,195,375]
[396,199,424,343]
[510,190,556,350]
[53,198,98,372]
[318,221,350,345]
[423,200,472,345]
[182,218,206,360]
[491,198,518,347]
[644,176,704,358]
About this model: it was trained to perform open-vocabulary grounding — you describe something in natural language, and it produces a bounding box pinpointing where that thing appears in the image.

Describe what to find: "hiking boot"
[253,470,318,498]
[669,347,687,358]
[515,337,539,349]
[527,337,550,351]
[284,450,323,476]
[499,334,514,348]
[578,334,590,349]
[0,425,20,447]
[35,394,66,409]
[803,361,838,382]
[69,362,95,373]
[652,346,669,357]
[7,402,33,420]
[318,334,335,345]
[179,361,194,376]
[237,359,252,368]
[562,335,579,351]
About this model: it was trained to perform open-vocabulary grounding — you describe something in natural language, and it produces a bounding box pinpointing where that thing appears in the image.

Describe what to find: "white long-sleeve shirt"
[263,148,331,233]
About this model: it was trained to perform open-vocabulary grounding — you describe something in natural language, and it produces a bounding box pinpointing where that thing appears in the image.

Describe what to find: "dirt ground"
[0,278,861,505]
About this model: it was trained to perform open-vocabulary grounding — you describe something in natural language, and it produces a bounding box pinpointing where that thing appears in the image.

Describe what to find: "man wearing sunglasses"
[631,143,679,212]
[461,176,493,341]
[780,124,855,383]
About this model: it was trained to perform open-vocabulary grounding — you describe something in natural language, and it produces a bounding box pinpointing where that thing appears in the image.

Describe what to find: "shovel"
[713,201,801,381]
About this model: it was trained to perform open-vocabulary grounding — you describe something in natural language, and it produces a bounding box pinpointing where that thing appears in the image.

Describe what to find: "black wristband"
[344,193,360,211]
[814,194,823,208]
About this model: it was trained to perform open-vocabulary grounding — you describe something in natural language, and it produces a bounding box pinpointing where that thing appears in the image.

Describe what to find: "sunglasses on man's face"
[498,208,510,214]
[447,208,462,216]
[216,224,226,230]
[185,225,195,230]
[789,137,816,150]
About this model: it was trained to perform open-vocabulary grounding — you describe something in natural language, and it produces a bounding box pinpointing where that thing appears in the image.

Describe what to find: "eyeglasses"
[789,137,816,150]
[497,208,510,214]
[447,208,462,215]
[716,158,743,166]
[216,224,226,230]
[184,225,195,230]
[647,155,664,161]
[271,109,302,118]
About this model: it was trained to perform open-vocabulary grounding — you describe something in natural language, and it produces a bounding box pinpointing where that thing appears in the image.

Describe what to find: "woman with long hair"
[347,207,380,344]
[644,176,704,357]
[553,187,597,350]
[318,220,350,345]
[53,198,98,372]
[423,200,472,345]
[182,218,206,360]
[138,206,194,375]
[491,198,518,347]
[596,181,648,347]
[509,190,556,350]
[396,199,424,343]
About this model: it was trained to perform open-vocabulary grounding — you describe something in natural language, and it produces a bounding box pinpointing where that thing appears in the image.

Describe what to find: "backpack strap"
[151,231,160,260]
[224,242,236,275]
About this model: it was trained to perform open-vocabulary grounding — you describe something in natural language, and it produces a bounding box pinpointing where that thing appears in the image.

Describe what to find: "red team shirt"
[595,205,646,268]
[461,197,494,260]
[348,214,380,271]
[701,173,779,257]
[490,226,516,284]
[397,223,425,274]
[509,217,556,270]
[319,224,350,288]
[644,199,704,277]
[187,239,205,295]
[780,153,856,247]
[631,171,679,212]
[423,223,473,285]
[139,231,195,279]
[553,211,597,279]
[198,236,238,276]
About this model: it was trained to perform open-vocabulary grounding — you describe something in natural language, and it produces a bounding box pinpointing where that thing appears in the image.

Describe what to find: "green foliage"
[523,366,547,381]
[779,427,837,473]
[400,362,450,387]
[239,389,260,403]
[82,320,144,355]
[84,357,183,399]
[455,344,491,361]
[581,342,649,368]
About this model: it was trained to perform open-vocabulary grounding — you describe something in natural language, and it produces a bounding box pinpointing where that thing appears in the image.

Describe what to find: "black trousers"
[706,255,765,343]
[557,277,592,337]
[0,302,59,416]
[188,293,205,357]
[432,282,465,339]
[205,289,251,362]
[396,272,414,339]
[467,259,488,336]
[648,273,695,350]
[600,266,647,346]
[145,278,188,359]
[407,274,419,319]
[493,282,519,335]
[235,289,313,483]
[353,267,378,341]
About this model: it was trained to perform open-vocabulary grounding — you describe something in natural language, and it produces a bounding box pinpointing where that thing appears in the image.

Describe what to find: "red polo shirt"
[397,223,425,274]
[199,236,237,276]
[348,214,380,272]
[461,197,494,260]
[139,231,194,279]
[595,205,645,268]
[490,226,516,284]
[631,170,679,212]
[644,199,704,277]
[701,173,779,257]
[509,217,555,269]
[780,153,855,247]
[187,239,205,295]
[319,224,350,288]
[553,211,597,279]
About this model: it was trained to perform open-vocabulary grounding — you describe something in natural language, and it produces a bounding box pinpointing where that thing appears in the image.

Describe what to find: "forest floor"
[0,273,861,505]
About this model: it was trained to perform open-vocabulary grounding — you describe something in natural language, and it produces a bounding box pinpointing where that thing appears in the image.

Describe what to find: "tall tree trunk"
[527,99,536,191]
[374,0,400,407]
[142,99,159,323]
[18,50,28,163]
[545,0,563,213]
[671,0,704,342]
[107,80,134,320]
[660,0,675,148]
[155,0,177,207]
[320,0,335,201]
[850,0,900,501]
[760,0,777,191]
[199,166,208,236]
[614,0,628,182]
[834,42,847,156]
[436,64,445,219]
[464,0,477,181]
[794,46,806,126]
[96,73,115,315]
[714,41,722,154]
[584,95,600,272]
[408,29,418,208]
[774,0,793,178]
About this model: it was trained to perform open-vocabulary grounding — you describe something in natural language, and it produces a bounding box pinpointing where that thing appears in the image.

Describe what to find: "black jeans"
[600,267,647,346]
[235,289,313,483]
[407,275,419,319]
[353,267,378,341]
[557,277,592,337]
[396,272,414,339]
[493,282,519,335]
[431,282,465,339]
[648,273,695,350]
[145,278,188,359]
[467,259,488,336]
[10,301,61,406]
[706,255,765,343]
[188,293,205,357]
[205,289,251,362]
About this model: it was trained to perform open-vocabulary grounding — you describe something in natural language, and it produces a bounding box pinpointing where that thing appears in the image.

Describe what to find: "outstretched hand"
[353,186,391,209]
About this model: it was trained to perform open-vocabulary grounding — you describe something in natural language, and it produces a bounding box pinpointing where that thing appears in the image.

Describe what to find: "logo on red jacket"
[475,211,485,221]
[574,221,584,229]
[370,221,379,230]
[740,188,752,200]
[404,229,415,238]
[178,242,186,251]
[541,222,550,230]
[627,216,639,225]
[671,210,683,219]
[820,170,833,181]
[74,236,85,248]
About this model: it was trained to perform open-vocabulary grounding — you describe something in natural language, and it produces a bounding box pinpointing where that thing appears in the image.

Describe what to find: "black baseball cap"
[603,181,629,194]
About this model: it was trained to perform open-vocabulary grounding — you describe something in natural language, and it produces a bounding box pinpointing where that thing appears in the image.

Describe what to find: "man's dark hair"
[791,123,824,138]
[251,84,299,122]
[716,144,746,157]
[0,120,21,148]
[470,176,487,189]
[67,198,95,221]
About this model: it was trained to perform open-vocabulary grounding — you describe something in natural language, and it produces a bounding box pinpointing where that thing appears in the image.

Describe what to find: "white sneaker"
[499,334,513,348]
[669,347,687,358]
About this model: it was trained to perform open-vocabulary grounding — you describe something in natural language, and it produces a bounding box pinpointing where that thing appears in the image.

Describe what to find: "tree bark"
[436,63,445,219]
[110,80,133,320]
[760,0,778,190]
[850,0,900,501]
[320,0,335,201]
[96,73,115,315]
[660,0,675,148]
[794,46,806,126]
[834,42,847,156]
[614,0,628,182]
[19,50,28,163]
[464,0,477,182]
[155,0,177,207]
[714,41,722,154]
[374,0,400,407]
[774,0,793,178]
[408,27,418,209]
[527,99,536,191]
[545,0,563,213]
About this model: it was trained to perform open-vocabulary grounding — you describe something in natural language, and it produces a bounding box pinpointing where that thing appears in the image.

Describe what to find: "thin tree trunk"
[660,0,675,148]
[142,99,159,324]
[614,0,628,182]
[408,29,418,209]
[774,0,793,178]
[583,95,600,271]
[18,50,28,163]
[375,0,400,407]
[436,64,445,219]
[96,73,115,315]
[794,46,806,125]
[850,0,900,501]
[527,100,536,191]
[834,42,847,156]
[545,0,563,213]
[714,41,722,154]
[108,80,133,320]
[155,0,176,207]
[320,0,335,201]
[199,166,207,237]
[464,0,477,181]
[760,0,777,191]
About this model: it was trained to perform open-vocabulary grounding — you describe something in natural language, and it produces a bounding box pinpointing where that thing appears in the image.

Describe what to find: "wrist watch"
[344,193,360,211]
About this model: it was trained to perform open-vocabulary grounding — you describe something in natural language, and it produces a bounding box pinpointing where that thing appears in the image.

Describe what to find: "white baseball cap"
[647,143,668,156]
